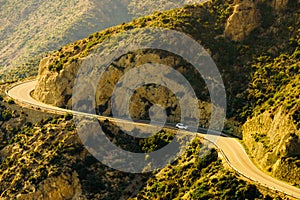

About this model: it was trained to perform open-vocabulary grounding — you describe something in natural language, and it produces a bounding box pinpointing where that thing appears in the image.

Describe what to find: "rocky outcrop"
[225,0,262,41]
[224,0,292,41]
[33,50,212,125]
[15,172,86,200]
[243,107,300,186]
[32,57,81,108]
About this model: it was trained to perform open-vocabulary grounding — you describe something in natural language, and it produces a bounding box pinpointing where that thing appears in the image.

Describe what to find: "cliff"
[243,107,300,185]
[224,0,262,41]
[224,0,292,41]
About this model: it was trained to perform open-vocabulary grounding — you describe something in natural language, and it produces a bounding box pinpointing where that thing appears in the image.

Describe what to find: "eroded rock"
[225,0,262,41]
[242,107,300,186]
[15,172,86,200]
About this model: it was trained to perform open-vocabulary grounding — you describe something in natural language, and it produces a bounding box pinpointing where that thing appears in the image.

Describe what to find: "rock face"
[224,0,292,41]
[243,107,300,186]
[33,50,212,125]
[15,172,86,200]
[33,57,81,108]
[225,0,262,41]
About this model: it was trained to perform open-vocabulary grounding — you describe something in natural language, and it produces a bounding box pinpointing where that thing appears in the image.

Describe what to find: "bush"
[7,99,15,104]
[196,148,218,169]
[64,113,73,120]
[73,45,80,51]
[1,110,12,121]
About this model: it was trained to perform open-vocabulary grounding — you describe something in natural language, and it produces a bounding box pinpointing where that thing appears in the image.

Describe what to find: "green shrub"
[64,113,73,120]
[73,45,80,51]
[7,99,15,104]
[196,148,218,169]
[1,110,12,121]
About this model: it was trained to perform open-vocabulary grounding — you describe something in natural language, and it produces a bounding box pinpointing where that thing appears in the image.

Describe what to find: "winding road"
[7,80,300,199]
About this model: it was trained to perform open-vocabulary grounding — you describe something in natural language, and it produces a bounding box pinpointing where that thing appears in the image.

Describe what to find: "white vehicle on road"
[175,123,188,130]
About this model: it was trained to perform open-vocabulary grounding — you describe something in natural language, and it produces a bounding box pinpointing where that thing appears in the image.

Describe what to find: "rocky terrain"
[32,0,300,188]
[243,107,300,186]
[242,50,300,185]
[226,0,300,186]
[33,0,234,121]
[0,99,285,199]
[224,0,295,41]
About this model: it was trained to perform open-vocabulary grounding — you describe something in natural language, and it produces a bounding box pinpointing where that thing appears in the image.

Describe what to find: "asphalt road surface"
[7,80,300,199]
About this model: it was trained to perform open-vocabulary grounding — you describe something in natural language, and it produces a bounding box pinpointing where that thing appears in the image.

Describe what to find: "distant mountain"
[0,0,203,82]
[0,0,128,80]
[128,0,203,17]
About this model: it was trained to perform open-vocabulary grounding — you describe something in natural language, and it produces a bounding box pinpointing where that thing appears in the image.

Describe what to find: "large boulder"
[225,0,262,41]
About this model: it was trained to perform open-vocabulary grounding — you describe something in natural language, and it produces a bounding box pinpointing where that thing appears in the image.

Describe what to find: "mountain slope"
[0,0,133,81]
[242,49,300,186]
[0,0,206,82]
[0,102,280,199]
[32,0,300,187]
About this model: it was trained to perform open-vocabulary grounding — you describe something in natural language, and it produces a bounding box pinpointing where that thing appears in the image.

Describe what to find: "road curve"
[7,80,300,199]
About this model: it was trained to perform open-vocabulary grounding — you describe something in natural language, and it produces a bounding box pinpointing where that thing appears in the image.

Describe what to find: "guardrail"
[199,136,298,199]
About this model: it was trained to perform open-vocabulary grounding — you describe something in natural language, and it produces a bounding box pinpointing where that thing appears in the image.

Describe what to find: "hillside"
[0,100,284,199]
[0,0,134,82]
[32,0,300,188]
[0,0,206,83]
[242,50,300,186]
